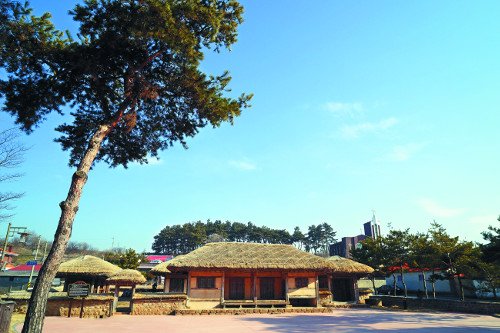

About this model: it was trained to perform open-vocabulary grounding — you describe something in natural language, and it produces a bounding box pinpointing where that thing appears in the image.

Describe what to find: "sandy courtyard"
[16,308,500,332]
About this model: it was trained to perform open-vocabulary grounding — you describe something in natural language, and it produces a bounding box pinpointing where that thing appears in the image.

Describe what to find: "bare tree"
[0,128,28,220]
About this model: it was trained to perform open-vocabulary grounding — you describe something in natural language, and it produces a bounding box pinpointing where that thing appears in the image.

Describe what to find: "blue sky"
[1,0,499,252]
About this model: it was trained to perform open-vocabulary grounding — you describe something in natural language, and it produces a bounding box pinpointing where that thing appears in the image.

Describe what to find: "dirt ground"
[14,308,500,332]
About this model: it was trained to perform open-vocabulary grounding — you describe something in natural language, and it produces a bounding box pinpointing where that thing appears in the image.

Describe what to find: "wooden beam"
[253,273,257,302]
[163,275,168,292]
[221,271,225,305]
[186,271,191,307]
[327,275,333,303]
[353,278,360,303]
[112,285,120,312]
[284,272,289,305]
[315,274,320,307]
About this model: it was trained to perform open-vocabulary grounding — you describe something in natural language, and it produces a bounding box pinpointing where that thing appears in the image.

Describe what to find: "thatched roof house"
[107,269,146,311]
[57,255,121,293]
[327,256,374,275]
[164,243,339,271]
[152,242,373,309]
[107,269,146,286]
[58,255,121,277]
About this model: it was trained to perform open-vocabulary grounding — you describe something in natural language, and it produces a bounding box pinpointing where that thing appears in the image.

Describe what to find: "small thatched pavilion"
[106,269,146,311]
[325,255,374,302]
[150,255,184,293]
[57,255,121,293]
[151,242,373,309]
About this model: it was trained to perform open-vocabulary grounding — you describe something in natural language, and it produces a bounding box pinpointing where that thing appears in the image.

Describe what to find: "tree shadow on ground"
[238,309,500,332]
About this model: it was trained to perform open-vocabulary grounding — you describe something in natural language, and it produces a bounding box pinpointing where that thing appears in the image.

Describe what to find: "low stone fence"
[2,292,113,318]
[368,295,500,315]
[130,294,187,315]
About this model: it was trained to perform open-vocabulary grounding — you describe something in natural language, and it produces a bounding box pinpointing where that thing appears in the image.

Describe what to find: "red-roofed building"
[146,255,173,263]
[0,245,19,266]
[8,264,42,272]
[0,262,60,292]
[139,255,173,275]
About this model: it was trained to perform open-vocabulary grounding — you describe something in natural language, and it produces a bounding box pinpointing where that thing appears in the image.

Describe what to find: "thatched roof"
[164,243,340,272]
[106,269,146,285]
[56,255,121,278]
[150,254,188,275]
[326,256,374,274]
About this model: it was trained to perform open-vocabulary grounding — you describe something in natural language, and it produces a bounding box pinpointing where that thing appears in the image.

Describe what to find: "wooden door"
[260,277,275,299]
[229,277,245,299]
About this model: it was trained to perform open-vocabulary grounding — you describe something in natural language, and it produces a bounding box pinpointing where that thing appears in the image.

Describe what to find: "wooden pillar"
[90,277,95,293]
[353,278,360,303]
[284,273,289,305]
[253,274,257,302]
[220,271,225,305]
[327,275,333,303]
[113,285,120,312]
[186,271,191,307]
[63,279,69,292]
[131,284,137,298]
[163,275,168,292]
[315,273,320,307]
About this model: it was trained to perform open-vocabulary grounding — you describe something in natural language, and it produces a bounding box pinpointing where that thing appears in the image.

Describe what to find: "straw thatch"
[106,269,146,285]
[326,256,374,274]
[164,243,341,272]
[150,255,185,275]
[56,255,121,278]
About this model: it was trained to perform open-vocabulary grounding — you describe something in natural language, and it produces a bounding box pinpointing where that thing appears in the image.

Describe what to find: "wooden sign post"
[67,281,90,318]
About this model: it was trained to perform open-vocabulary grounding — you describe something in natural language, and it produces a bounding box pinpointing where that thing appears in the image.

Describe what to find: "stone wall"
[57,299,113,318]
[369,295,500,315]
[358,289,373,304]
[7,298,113,318]
[318,290,332,305]
[3,293,113,318]
[131,295,186,315]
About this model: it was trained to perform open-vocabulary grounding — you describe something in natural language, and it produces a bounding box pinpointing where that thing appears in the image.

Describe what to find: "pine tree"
[1,1,251,331]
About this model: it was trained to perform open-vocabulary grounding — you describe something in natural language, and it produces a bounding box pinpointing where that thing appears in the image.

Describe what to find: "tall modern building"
[363,213,381,239]
[329,213,382,258]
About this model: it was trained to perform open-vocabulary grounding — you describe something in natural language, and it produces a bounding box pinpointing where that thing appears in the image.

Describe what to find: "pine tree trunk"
[457,275,465,301]
[400,268,407,297]
[371,275,377,295]
[392,273,397,296]
[422,270,428,299]
[22,124,114,333]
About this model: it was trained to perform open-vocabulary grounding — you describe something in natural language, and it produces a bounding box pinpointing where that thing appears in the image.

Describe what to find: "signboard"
[26,260,39,266]
[68,281,90,298]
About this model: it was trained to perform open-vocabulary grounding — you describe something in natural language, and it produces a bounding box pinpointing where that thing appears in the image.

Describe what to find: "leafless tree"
[0,128,28,220]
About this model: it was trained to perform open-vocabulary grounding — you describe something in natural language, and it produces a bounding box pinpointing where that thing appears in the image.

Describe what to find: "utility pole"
[27,236,42,289]
[1,222,29,271]
[42,241,48,262]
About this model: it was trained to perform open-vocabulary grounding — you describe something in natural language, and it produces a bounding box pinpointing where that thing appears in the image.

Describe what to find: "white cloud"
[229,160,256,171]
[416,198,463,218]
[323,102,363,117]
[388,142,425,161]
[340,117,398,139]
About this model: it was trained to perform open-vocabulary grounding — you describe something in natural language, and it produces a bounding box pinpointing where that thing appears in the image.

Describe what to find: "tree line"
[351,218,500,300]
[151,220,337,255]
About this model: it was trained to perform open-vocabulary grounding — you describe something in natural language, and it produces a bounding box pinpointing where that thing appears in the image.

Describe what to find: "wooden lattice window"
[197,277,215,289]
[295,277,308,288]
[169,278,184,292]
